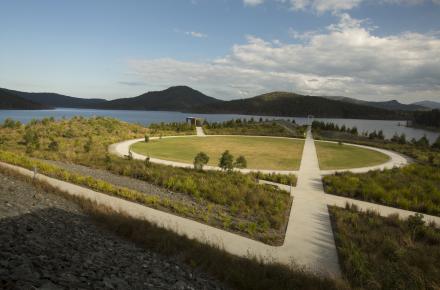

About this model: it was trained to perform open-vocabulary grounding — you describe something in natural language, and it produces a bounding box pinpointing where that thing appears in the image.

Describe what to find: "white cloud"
[185,31,207,38]
[127,14,440,102]
[255,0,439,13]
[243,0,265,6]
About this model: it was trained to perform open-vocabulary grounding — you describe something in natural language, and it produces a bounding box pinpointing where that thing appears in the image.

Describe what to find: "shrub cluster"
[204,119,305,138]
[252,172,297,186]
[323,164,440,216]
[331,205,440,290]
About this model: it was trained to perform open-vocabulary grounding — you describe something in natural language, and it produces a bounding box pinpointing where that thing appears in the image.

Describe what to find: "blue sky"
[1,0,439,102]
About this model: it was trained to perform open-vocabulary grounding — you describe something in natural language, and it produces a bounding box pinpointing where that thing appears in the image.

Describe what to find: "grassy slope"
[315,141,390,170]
[131,136,304,170]
[331,205,440,290]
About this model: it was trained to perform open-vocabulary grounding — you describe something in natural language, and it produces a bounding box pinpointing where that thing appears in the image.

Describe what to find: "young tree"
[416,135,430,148]
[193,152,209,170]
[234,155,247,169]
[144,134,150,143]
[48,139,59,151]
[218,150,234,171]
[432,136,440,150]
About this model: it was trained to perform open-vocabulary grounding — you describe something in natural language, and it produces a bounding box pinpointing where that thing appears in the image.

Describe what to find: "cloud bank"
[127,14,440,102]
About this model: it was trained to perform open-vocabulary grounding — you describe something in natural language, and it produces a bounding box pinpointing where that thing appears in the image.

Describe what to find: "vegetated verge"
[0,150,291,245]
[0,116,295,245]
[330,204,440,290]
[0,165,347,290]
[314,121,440,216]
[203,118,306,138]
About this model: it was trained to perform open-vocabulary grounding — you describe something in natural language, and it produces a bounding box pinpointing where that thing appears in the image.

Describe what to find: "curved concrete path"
[109,135,300,175]
[109,135,409,175]
[3,128,436,279]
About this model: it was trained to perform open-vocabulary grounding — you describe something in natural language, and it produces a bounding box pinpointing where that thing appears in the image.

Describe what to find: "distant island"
[1,85,439,122]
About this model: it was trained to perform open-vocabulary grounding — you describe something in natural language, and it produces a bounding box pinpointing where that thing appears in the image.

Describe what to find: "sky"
[1,0,439,103]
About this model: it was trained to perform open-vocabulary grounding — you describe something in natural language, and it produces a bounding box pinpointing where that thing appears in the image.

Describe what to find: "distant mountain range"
[412,100,440,110]
[1,88,106,108]
[0,85,436,120]
[323,96,427,111]
[93,86,221,111]
[0,88,50,110]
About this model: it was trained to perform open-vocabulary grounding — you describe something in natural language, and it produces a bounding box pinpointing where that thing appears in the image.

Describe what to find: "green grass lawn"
[315,141,390,170]
[131,136,304,170]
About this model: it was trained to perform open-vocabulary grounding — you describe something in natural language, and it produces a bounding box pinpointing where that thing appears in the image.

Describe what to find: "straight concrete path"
[196,126,206,136]
[4,129,436,279]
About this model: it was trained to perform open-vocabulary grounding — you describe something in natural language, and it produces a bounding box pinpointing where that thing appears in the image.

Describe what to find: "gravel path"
[0,172,228,290]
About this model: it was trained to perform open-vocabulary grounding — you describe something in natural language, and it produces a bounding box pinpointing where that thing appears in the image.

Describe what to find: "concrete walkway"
[109,135,408,175]
[3,128,437,279]
[196,126,206,136]
[109,136,299,175]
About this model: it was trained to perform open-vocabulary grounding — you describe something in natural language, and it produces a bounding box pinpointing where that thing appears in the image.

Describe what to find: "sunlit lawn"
[315,141,390,170]
[131,136,304,170]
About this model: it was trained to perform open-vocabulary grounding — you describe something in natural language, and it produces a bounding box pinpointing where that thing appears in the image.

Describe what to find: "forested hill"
[0,89,51,110]
[193,92,410,120]
[92,86,222,111]
[2,88,107,108]
[413,109,440,128]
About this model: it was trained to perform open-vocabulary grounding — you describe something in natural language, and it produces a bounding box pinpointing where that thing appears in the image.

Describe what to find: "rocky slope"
[0,172,227,290]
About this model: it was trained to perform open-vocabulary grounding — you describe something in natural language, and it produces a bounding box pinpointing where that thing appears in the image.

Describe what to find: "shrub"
[144,135,150,143]
[48,139,59,151]
[193,152,209,170]
[234,155,247,169]
[219,150,234,171]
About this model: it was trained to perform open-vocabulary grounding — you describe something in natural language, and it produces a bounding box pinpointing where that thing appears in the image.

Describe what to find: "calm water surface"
[0,108,438,143]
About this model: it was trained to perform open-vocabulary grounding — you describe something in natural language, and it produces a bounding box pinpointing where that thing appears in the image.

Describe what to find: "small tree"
[219,150,234,171]
[193,152,209,170]
[432,136,440,150]
[144,135,150,143]
[234,155,247,169]
[48,139,59,151]
[84,136,92,153]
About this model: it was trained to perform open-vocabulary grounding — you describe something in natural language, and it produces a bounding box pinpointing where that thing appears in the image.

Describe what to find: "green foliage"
[193,151,209,170]
[252,172,297,186]
[0,117,292,244]
[204,119,306,138]
[83,136,93,153]
[331,205,440,290]
[148,122,194,136]
[323,164,440,216]
[413,109,440,128]
[219,150,234,171]
[144,134,150,143]
[48,139,59,151]
[234,155,247,169]
[2,118,21,129]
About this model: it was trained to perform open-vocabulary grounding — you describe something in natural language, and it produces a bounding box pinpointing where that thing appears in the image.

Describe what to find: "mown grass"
[315,141,390,170]
[131,136,304,170]
[323,164,440,216]
[330,204,440,290]
[0,165,347,290]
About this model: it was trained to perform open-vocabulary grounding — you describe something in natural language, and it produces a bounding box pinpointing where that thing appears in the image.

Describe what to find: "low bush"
[323,164,440,216]
[252,172,297,186]
[330,205,440,290]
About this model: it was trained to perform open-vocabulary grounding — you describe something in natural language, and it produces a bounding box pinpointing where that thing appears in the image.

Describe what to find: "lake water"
[0,108,438,143]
